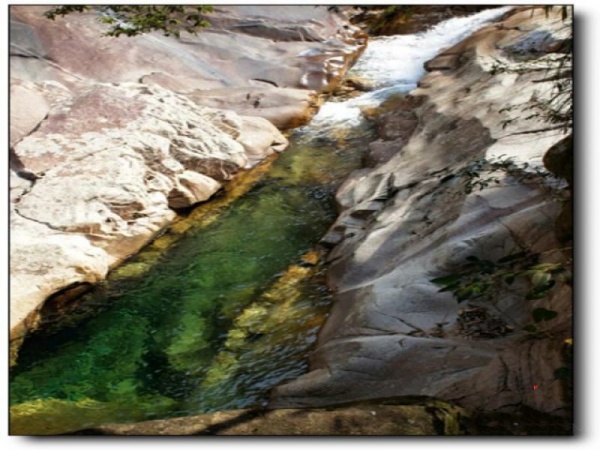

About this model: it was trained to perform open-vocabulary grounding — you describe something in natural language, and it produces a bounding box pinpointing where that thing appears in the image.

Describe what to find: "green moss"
[10,396,176,436]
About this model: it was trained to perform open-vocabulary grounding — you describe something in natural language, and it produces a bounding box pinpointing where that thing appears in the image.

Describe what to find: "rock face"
[186,87,321,130]
[10,82,287,356]
[272,7,572,420]
[10,5,366,108]
[76,400,466,436]
[9,6,366,358]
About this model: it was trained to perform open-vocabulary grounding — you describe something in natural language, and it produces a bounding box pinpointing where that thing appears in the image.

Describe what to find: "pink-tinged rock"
[187,87,320,130]
[10,79,49,147]
[10,6,366,94]
[10,82,288,353]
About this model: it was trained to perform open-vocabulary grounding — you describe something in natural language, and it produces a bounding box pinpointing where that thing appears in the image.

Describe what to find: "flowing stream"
[10,7,510,435]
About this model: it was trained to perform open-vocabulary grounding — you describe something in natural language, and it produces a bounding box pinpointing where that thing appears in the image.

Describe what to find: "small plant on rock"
[431,249,571,332]
[44,5,214,38]
[457,155,557,195]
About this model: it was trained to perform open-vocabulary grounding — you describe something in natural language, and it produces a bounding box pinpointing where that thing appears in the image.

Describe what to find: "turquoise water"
[10,122,376,435]
[10,8,510,434]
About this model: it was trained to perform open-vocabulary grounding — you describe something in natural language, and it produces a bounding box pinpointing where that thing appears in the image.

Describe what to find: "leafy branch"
[457,155,556,195]
[44,5,214,38]
[431,249,571,332]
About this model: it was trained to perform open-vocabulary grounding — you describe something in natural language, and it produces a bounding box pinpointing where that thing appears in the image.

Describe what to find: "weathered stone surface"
[9,4,368,361]
[10,6,366,94]
[364,139,404,167]
[10,79,49,147]
[235,115,289,163]
[10,206,110,362]
[187,87,320,130]
[168,171,222,209]
[424,54,461,71]
[76,400,466,436]
[9,82,287,353]
[272,7,572,418]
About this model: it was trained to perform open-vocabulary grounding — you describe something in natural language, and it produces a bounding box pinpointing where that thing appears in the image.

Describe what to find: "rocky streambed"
[9,4,367,361]
[9,6,573,436]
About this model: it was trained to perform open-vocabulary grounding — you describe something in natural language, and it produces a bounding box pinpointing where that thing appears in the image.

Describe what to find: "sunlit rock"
[10,82,287,353]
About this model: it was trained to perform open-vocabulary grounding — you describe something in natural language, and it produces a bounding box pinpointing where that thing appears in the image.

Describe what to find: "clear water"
[9,7,510,435]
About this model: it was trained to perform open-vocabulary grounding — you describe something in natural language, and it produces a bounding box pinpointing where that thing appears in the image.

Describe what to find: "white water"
[310,7,512,129]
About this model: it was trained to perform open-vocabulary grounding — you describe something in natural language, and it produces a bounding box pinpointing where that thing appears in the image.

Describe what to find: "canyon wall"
[272,7,573,419]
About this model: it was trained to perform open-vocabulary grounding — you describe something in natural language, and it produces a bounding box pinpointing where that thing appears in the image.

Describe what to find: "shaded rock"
[272,7,572,419]
[78,400,467,436]
[364,139,404,167]
[442,323,572,416]
[543,135,573,186]
[424,54,461,71]
[377,114,419,142]
[361,93,425,121]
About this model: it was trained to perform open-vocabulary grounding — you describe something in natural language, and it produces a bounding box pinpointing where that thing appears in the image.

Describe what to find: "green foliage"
[457,155,555,194]
[553,366,571,380]
[532,307,558,323]
[431,250,571,329]
[44,5,213,37]
[542,5,571,21]
[490,7,572,134]
[383,5,415,20]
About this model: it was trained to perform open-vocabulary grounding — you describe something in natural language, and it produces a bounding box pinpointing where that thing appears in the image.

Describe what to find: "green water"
[10,122,377,435]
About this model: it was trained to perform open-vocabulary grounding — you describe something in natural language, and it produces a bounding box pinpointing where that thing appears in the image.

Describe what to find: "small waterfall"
[310,7,512,129]
[9,7,513,435]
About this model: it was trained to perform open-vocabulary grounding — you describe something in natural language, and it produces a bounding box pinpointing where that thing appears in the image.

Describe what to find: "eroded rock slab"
[272,7,572,418]
[10,82,288,356]
[10,6,366,95]
[187,87,320,130]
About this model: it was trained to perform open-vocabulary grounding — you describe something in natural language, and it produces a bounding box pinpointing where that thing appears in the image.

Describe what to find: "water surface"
[10,7,510,435]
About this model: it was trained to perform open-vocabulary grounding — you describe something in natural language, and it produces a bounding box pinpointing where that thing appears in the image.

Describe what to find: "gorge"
[9,5,573,436]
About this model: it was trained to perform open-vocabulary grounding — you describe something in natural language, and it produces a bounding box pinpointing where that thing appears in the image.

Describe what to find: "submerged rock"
[272,6,572,420]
